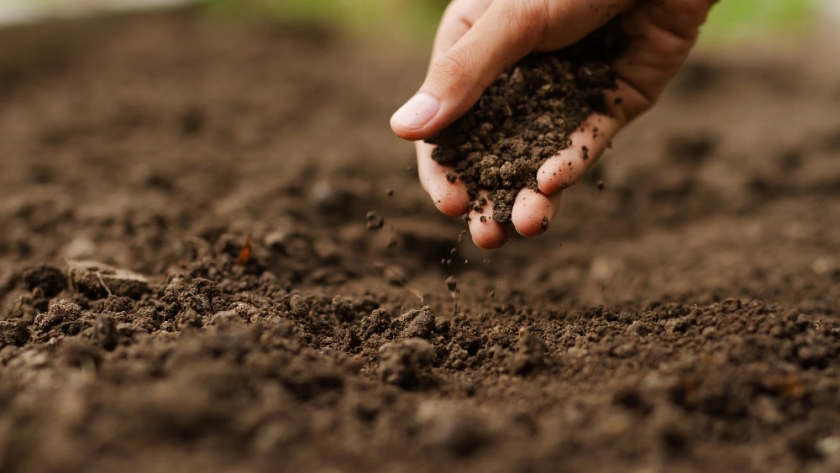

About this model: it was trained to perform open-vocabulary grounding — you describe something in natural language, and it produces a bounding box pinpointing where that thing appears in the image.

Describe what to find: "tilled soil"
[1,9,840,473]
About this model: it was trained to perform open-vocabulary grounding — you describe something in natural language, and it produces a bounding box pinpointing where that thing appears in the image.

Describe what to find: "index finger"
[430,0,495,62]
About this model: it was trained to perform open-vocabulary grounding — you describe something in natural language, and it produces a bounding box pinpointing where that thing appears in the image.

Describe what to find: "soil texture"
[1,9,840,473]
[426,23,625,223]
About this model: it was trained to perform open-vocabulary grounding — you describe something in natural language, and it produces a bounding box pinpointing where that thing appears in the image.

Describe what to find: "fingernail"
[391,92,440,130]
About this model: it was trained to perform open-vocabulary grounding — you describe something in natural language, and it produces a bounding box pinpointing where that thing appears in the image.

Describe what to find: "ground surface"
[1,9,840,473]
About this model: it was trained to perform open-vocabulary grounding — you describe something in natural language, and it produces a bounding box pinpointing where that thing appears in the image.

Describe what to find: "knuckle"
[498,0,545,47]
[432,50,474,91]
[442,0,470,25]
[671,0,714,29]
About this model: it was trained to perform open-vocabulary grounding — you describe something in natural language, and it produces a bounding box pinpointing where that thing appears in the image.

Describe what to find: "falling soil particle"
[445,276,458,292]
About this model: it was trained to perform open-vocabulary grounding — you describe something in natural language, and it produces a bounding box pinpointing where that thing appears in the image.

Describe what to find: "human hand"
[391,0,716,249]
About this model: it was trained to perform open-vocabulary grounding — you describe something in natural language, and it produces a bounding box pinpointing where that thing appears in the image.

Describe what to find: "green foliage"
[701,0,819,44]
[202,0,445,41]
[202,0,819,46]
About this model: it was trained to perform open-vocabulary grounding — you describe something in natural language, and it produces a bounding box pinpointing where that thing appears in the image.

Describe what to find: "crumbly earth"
[426,23,625,223]
[1,9,840,473]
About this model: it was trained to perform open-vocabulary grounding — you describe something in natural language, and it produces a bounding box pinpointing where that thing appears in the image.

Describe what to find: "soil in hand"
[426,22,626,223]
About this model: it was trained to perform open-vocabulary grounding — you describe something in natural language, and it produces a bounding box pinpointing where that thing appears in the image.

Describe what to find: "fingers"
[390,0,499,141]
[511,189,562,237]
[416,147,508,249]
[391,2,538,140]
[391,0,636,142]
[609,0,710,121]
[534,0,714,196]
[396,0,715,253]
[431,0,495,62]
[467,189,560,247]
[537,112,622,195]
[416,142,470,217]
[467,191,508,250]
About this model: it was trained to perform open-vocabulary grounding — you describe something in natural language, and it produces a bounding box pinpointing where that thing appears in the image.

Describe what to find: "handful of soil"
[425,22,628,224]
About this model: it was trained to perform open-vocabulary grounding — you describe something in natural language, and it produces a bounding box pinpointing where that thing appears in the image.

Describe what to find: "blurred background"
[0,0,838,46]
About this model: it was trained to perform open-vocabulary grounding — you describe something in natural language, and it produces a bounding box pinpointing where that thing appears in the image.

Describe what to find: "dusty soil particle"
[362,308,392,336]
[68,261,149,299]
[60,341,103,370]
[95,313,119,350]
[509,328,547,375]
[400,306,437,339]
[417,401,492,457]
[365,211,384,230]
[0,319,31,347]
[175,307,202,330]
[21,265,67,297]
[379,338,436,388]
[33,300,83,334]
[331,295,356,322]
[289,294,311,318]
[426,22,626,223]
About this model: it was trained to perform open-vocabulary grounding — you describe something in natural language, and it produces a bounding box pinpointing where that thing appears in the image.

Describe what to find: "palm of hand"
[392,0,715,249]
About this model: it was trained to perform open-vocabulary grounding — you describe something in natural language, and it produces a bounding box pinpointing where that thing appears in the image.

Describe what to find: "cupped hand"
[391,0,716,249]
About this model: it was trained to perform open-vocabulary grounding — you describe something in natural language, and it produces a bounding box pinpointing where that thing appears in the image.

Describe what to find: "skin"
[390,0,717,249]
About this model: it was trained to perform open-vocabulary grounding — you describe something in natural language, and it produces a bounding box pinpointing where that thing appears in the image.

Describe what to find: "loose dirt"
[427,22,625,223]
[1,9,840,473]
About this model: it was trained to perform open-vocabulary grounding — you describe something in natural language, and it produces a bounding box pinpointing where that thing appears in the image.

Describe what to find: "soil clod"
[510,328,547,375]
[21,265,67,297]
[401,306,437,340]
[67,261,149,299]
[379,338,436,388]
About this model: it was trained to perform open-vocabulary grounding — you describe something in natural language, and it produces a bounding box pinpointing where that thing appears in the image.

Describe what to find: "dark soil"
[1,9,840,473]
[426,23,625,223]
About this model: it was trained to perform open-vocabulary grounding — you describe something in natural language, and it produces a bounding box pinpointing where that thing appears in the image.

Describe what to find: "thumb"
[390,0,543,141]
[390,0,634,142]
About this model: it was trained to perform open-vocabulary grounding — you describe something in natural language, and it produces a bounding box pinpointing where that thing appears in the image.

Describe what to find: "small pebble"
[366,211,384,230]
